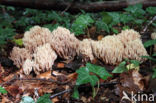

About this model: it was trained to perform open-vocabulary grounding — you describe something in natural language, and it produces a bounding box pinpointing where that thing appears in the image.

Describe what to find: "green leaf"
[144,39,156,48]
[71,23,85,35]
[72,86,79,99]
[124,4,145,17]
[112,61,127,73]
[152,68,156,79]
[46,11,62,22]
[0,86,7,94]
[129,60,140,67]
[120,14,134,24]
[134,19,144,25]
[76,67,99,87]
[43,24,59,31]
[37,94,52,103]
[13,39,23,46]
[71,14,94,35]
[141,56,156,62]
[152,22,156,27]
[86,63,112,80]
[95,20,110,33]
[108,12,120,25]
[101,12,113,24]
[20,96,35,103]
[111,28,119,34]
[152,53,156,56]
[122,26,130,30]
[146,7,156,15]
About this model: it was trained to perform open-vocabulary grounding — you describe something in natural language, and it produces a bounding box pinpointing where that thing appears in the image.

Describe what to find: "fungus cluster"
[78,39,94,61]
[23,26,52,53]
[10,26,148,75]
[91,35,124,65]
[50,27,80,60]
[10,47,31,68]
[10,26,57,75]
[117,29,148,62]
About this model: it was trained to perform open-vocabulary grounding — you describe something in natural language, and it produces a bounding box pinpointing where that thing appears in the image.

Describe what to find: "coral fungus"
[51,27,80,60]
[91,35,124,65]
[78,39,94,61]
[33,43,57,74]
[10,47,31,68]
[23,26,52,53]
[10,26,149,75]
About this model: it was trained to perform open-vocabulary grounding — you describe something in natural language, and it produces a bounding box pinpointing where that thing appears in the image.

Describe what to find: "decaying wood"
[0,0,156,12]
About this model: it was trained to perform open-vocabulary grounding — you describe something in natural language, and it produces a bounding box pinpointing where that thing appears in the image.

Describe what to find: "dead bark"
[0,0,156,12]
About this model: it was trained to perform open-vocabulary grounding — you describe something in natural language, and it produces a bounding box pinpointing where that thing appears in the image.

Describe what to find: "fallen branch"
[50,89,71,99]
[141,15,156,34]
[49,81,119,99]
[0,0,156,12]
[0,76,70,86]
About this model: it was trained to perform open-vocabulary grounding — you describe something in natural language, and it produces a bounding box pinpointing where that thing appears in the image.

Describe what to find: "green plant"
[37,94,52,103]
[112,60,140,73]
[146,7,156,16]
[152,68,156,79]
[71,14,94,35]
[142,39,156,62]
[20,96,35,103]
[143,40,156,78]
[72,63,112,99]
[0,27,15,45]
[20,94,52,103]
[0,86,7,94]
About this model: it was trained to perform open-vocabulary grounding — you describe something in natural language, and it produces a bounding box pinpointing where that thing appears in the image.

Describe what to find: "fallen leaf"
[52,97,59,103]
[6,85,22,97]
[1,96,13,103]
[67,72,78,81]
[132,70,144,91]
[37,70,64,80]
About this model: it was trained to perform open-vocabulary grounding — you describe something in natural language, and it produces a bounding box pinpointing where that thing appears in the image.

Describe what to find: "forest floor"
[0,3,156,103]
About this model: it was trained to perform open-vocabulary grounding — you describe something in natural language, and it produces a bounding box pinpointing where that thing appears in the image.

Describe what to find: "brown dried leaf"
[132,70,144,91]
[52,97,59,103]
[67,72,78,81]
[1,96,13,103]
[120,70,142,93]
[6,85,22,97]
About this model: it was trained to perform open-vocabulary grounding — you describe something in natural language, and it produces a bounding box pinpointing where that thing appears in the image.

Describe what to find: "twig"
[141,15,156,34]
[0,76,69,86]
[0,75,17,86]
[50,89,71,99]
[61,2,73,15]
[50,81,119,99]
[15,78,70,85]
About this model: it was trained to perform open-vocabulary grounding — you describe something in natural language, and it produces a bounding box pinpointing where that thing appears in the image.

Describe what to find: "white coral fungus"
[33,43,57,74]
[123,39,148,62]
[23,59,34,75]
[51,27,80,59]
[10,47,31,68]
[78,39,94,61]
[10,26,149,76]
[91,35,124,65]
[117,29,140,45]
[23,26,52,53]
